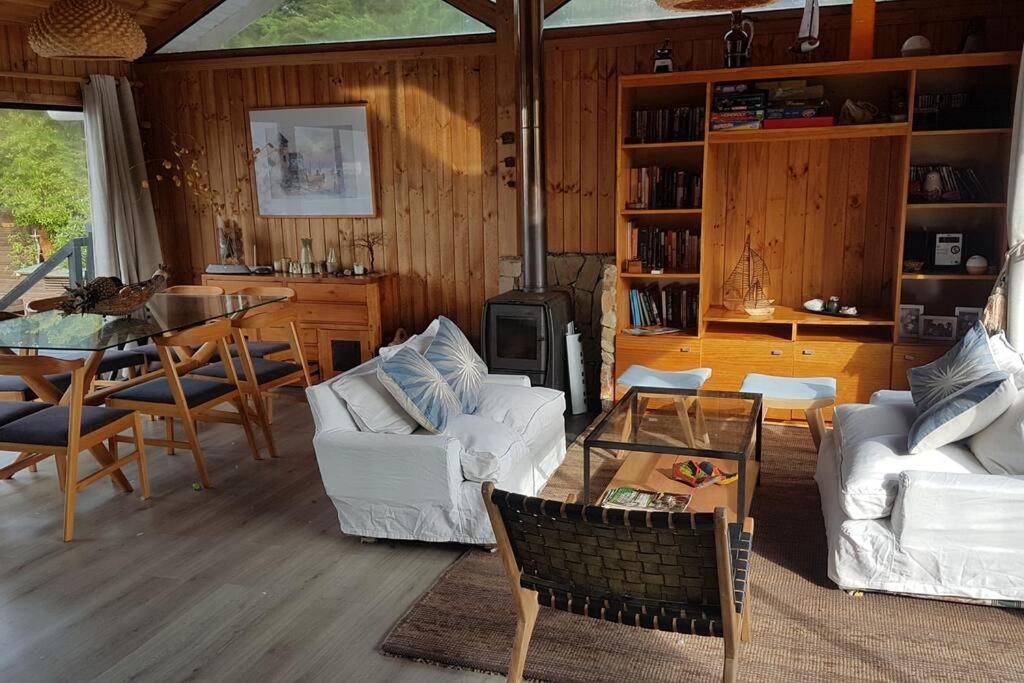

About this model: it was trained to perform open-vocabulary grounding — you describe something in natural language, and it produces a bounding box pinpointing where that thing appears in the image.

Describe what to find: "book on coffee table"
[600,486,691,513]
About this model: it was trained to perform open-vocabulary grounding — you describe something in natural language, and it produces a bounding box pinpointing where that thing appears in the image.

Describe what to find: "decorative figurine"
[723,236,774,317]
[653,41,674,73]
[825,296,841,314]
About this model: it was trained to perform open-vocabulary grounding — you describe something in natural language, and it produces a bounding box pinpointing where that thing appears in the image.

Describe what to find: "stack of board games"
[758,78,834,129]
[710,82,765,130]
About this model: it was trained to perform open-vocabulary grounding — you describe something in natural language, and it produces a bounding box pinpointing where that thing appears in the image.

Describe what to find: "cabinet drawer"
[702,339,793,392]
[891,344,948,391]
[294,303,368,326]
[259,326,318,345]
[202,278,283,294]
[615,336,700,377]
[291,282,369,304]
[795,342,892,414]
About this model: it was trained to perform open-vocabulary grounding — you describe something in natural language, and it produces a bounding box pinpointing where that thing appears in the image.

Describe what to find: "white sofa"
[307,359,566,545]
[816,390,1024,604]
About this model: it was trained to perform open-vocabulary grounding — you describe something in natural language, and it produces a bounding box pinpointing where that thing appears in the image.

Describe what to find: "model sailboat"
[723,236,775,317]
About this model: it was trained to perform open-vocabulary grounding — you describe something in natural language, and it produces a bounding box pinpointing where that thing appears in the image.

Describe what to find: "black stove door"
[485,303,548,375]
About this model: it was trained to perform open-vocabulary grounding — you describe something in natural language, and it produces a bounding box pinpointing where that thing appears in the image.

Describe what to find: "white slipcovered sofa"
[816,390,1024,604]
[307,359,566,545]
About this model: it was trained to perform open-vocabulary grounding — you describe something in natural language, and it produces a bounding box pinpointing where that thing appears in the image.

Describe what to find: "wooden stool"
[739,373,836,451]
[617,365,712,449]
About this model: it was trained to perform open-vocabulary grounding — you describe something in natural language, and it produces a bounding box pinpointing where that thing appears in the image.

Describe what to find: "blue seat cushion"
[50,349,145,373]
[110,377,235,407]
[618,365,712,390]
[191,358,300,384]
[0,373,73,400]
[0,405,132,447]
[740,373,837,401]
[0,400,48,425]
[241,341,291,358]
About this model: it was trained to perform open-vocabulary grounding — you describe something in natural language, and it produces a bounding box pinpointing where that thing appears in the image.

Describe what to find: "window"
[158,0,493,54]
[0,107,90,305]
[545,0,860,30]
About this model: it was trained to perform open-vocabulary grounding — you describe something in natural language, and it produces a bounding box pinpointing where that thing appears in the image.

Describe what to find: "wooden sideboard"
[200,273,397,382]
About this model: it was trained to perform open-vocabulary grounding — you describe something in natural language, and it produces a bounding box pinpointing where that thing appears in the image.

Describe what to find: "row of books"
[913,89,1011,130]
[908,165,989,203]
[628,224,700,272]
[626,167,703,209]
[628,283,699,330]
[626,106,706,144]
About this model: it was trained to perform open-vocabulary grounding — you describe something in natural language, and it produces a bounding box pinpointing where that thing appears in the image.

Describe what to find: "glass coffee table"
[583,387,762,520]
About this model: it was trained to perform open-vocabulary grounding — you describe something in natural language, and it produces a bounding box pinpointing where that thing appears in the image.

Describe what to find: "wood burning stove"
[482,289,572,391]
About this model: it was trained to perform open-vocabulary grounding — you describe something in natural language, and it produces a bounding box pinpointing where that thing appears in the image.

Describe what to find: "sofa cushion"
[379,318,439,360]
[377,347,461,434]
[908,321,998,413]
[331,368,418,435]
[424,316,488,413]
[832,402,917,453]
[839,433,986,520]
[968,390,1024,475]
[907,371,1016,454]
[988,331,1024,389]
[444,413,528,483]
[473,383,565,447]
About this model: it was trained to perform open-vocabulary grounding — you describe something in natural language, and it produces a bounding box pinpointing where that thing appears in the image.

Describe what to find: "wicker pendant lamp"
[28,0,147,61]
[655,0,774,10]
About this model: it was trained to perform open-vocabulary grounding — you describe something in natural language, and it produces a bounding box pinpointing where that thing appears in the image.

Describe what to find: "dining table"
[0,292,286,490]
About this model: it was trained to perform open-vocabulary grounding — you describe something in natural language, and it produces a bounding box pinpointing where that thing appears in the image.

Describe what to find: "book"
[629,283,698,330]
[626,106,706,144]
[627,223,701,272]
[622,326,679,336]
[601,486,692,513]
[626,167,703,210]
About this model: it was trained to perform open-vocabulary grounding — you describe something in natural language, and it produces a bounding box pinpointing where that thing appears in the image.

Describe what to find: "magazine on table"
[600,486,691,513]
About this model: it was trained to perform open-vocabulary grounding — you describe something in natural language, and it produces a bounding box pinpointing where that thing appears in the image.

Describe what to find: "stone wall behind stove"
[499,253,615,412]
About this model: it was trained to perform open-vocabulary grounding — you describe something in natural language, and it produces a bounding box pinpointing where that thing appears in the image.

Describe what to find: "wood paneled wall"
[0,23,130,107]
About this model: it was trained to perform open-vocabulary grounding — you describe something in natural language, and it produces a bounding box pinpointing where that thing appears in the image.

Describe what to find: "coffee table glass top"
[586,387,762,459]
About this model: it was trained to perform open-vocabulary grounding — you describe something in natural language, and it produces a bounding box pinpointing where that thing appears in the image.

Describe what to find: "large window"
[158,0,493,54]
[0,108,89,302]
[545,0,860,30]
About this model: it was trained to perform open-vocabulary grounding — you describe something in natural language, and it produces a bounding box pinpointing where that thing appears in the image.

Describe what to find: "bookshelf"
[614,50,1020,408]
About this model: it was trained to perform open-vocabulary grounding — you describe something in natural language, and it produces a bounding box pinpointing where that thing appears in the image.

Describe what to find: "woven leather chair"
[482,483,754,683]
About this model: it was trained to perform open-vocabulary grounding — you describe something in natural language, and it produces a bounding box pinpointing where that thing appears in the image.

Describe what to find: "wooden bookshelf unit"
[614,51,1020,412]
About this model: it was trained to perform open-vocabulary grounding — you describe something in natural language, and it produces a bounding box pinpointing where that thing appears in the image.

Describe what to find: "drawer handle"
[680,346,691,353]
[904,355,917,361]
[771,349,783,356]
[802,349,814,356]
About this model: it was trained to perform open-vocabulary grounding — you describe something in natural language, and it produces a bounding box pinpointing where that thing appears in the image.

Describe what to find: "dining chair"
[190,305,311,458]
[135,285,226,371]
[0,354,149,541]
[231,286,297,360]
[105,318,262,489]
[483,484,755,683]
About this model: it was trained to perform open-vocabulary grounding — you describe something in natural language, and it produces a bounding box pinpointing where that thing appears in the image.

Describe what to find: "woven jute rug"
[381,422,1024,682]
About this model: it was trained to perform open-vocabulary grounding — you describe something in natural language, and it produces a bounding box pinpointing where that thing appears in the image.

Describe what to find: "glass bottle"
[724,10,753,69]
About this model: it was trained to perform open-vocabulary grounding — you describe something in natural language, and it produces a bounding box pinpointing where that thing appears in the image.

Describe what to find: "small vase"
[300,238,313,265]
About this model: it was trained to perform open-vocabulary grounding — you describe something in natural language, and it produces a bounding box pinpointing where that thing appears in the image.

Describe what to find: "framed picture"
[955,306,983,339]
[898,304,924,338]
[921,315,957,342]
[248,104,376,217]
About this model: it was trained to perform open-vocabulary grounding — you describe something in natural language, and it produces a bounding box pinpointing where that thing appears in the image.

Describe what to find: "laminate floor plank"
[0,403,496,683]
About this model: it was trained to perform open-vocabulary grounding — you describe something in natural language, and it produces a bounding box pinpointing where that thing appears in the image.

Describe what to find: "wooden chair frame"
[233,286,298,362]
[163,285,226,296]
[0,355,149,541]
[106,318,262,489]
[483,484,754,683]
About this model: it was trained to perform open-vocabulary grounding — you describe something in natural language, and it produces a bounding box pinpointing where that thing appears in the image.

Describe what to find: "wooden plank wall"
[703,137,903,311]
[543,0,1024,255]
[0,22,131,107]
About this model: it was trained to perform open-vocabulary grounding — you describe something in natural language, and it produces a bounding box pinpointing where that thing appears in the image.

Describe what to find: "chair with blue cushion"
[0,354,149,541]
[616,365,713,449]
[106,318,262,488]
[739,373,836,451]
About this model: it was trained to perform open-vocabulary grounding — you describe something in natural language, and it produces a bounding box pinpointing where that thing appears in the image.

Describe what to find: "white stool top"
[740,373,837,401]
[618,365,712,390]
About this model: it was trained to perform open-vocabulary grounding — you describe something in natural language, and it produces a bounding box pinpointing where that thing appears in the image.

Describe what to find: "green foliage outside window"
[224,0,490,50]
[0,109,90,270]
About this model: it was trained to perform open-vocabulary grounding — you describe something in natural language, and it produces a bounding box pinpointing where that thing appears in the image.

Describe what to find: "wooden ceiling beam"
[441,0,500,29]
[145,0,229,53]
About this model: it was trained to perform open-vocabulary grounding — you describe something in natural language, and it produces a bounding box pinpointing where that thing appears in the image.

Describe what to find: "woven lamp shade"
[655,0,774,10]
[28,0,147,61]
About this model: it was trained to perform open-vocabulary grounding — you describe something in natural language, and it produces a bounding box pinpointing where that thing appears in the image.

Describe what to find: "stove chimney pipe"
[514,0,547,293]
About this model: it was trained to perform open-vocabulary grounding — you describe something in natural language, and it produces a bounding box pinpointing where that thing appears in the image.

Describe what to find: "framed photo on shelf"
[248,104,376,218]
[955,306,984,338]
[899,304,924,338]
[921,315,957,342]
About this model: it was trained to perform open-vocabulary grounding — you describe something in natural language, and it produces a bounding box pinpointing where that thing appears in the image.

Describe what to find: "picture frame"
[954,306,983,339]
[921,315,957,342]
[248,103,377,218]
[898,304,924,338]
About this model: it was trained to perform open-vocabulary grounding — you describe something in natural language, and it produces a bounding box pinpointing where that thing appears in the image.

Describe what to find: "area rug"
[381,423,1024,682]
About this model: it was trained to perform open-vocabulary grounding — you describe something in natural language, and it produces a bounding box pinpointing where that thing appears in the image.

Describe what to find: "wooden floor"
[0,403,499,682]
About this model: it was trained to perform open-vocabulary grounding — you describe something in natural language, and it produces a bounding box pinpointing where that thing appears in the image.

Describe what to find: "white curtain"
[1006,57,1024,346]
[82,74,163,283]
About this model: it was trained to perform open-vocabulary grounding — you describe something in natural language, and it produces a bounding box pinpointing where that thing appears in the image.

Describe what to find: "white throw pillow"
[330,370,418,434]
[968,390,1024,475]
[988,331,1024,389]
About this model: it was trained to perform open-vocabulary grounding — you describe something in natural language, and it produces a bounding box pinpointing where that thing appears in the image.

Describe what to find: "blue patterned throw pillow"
[908,321,998,413]
[377,347,461,433]
[908,370,1016,454]
[424,316,489,413]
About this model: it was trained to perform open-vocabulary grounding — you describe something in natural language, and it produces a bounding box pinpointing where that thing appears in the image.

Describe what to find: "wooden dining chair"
[190,306,311,458]
[0,354,149,541]
[105,318,262,489]
[231,286,297,360]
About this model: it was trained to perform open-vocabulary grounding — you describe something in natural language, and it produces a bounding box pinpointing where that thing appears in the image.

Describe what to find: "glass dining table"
[0,292,286,491]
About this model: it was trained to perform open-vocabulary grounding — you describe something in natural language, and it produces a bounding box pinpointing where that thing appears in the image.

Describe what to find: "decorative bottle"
[724,10,754,69]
